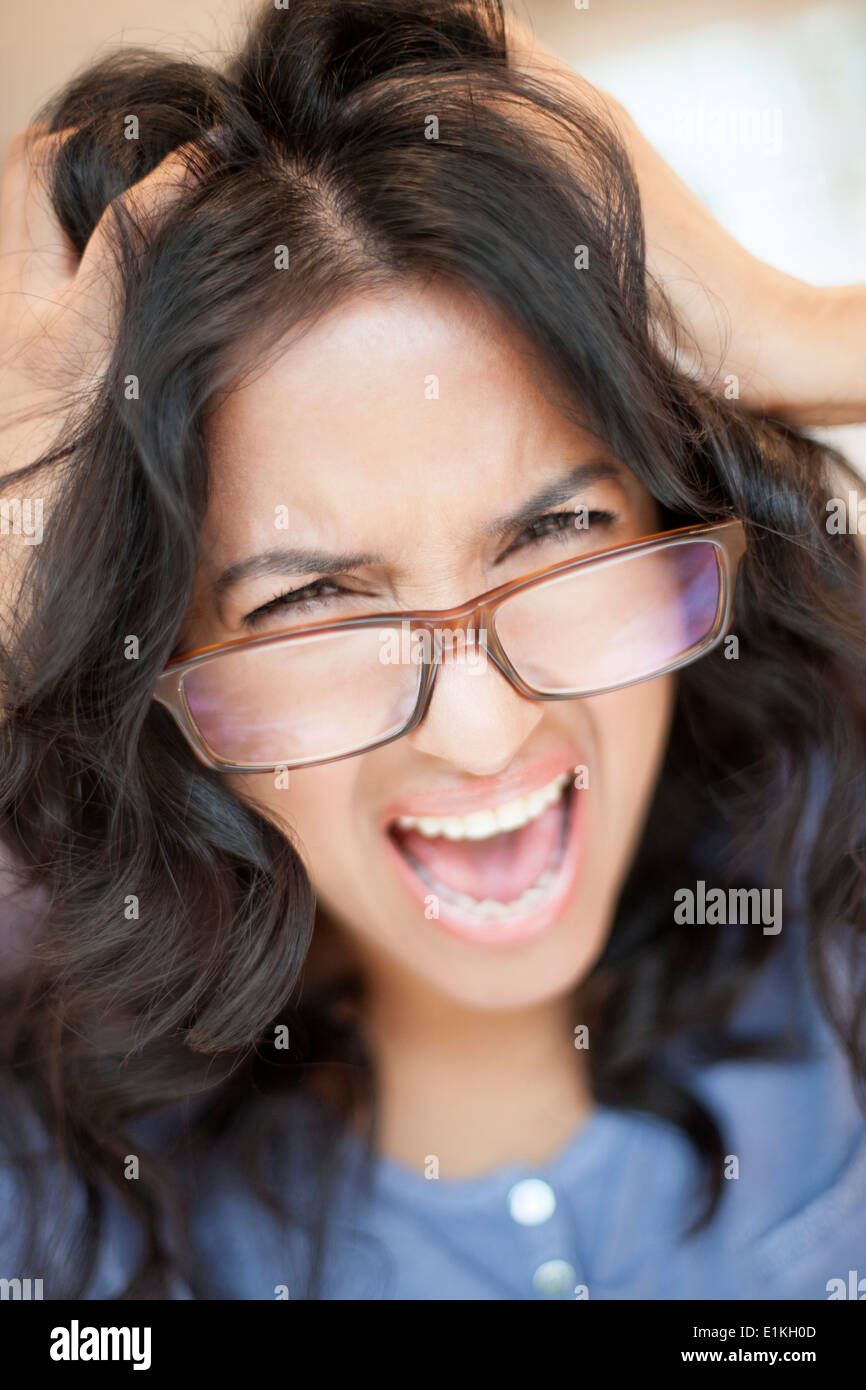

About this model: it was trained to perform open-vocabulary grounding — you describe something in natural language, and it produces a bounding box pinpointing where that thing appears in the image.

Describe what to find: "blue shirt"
[185,908,866,1300]
[2,903,865,1300]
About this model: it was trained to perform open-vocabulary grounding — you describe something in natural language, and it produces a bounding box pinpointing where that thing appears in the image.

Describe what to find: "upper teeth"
[396,773,570,841]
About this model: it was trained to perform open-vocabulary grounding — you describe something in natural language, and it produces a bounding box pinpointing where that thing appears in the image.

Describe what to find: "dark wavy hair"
[0,0,864,1299]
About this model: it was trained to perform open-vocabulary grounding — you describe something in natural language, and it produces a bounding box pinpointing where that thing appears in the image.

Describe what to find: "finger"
[65,141,213,385]
[78,140,207,280]
[0,125,78,299]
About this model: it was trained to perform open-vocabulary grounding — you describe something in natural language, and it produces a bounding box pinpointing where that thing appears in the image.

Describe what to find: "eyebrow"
[214,546,378,596]
[481,459,621,540]
[213,459,622,597]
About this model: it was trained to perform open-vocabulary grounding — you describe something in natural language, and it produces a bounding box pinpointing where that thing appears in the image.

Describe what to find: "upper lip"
[379,750,582,828]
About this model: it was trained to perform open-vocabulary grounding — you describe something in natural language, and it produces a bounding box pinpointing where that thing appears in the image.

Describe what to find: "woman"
[0,0,864,1300]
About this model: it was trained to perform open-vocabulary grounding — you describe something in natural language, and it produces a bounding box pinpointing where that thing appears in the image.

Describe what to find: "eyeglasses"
[152,519,746,774]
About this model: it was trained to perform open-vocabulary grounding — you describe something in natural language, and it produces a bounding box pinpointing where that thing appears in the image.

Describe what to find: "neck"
[350,940,595,1179]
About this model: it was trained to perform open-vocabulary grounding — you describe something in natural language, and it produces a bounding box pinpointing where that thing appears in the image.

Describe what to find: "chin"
[356,873,614,1014]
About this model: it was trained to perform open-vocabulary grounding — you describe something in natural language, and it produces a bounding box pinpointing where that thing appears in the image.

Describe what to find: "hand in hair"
[505,15,866,427]
[0,127,199,483]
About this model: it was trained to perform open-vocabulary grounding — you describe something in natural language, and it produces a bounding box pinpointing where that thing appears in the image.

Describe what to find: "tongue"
[394,799,564,902]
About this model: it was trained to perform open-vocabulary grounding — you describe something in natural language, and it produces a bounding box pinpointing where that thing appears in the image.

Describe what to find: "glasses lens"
[181,624,423,767]
[493,539,724,695]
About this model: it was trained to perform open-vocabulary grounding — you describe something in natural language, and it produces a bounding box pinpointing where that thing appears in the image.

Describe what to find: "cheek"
[229,764,361,875]
[586,675,675,858]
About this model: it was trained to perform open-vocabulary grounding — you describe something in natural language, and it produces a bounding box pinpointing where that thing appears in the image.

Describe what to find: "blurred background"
[2,0,864,464]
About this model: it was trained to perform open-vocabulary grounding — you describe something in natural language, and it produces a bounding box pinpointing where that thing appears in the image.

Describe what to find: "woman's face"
[182,279,674,1010]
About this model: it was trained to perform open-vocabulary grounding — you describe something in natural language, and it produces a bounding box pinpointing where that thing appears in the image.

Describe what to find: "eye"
[242,576,345,628]
[501,507,617,559]
[241,508,620,626]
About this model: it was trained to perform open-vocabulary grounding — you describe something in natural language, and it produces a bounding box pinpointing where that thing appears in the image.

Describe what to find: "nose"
[406,641,545,776]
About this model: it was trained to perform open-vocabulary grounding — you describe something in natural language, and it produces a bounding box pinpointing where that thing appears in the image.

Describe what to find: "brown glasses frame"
[153,519,747,774]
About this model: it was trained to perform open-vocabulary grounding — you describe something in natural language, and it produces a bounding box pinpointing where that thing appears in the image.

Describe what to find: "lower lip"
[382,780,585,947]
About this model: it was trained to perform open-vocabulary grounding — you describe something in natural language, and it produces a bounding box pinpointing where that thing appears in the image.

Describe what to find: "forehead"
[202,279,636,558]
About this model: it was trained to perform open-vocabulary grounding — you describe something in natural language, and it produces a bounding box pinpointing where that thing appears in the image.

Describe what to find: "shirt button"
[507,1177,557,1226]
[533,1259,578,1298]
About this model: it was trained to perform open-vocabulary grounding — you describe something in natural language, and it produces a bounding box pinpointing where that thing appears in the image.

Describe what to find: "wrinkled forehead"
[200,279,641,568]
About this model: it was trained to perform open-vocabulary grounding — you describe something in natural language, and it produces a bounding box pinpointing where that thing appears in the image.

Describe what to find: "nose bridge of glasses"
[406,591,497,664]
[405,595,531,712]
[409,613,535,732]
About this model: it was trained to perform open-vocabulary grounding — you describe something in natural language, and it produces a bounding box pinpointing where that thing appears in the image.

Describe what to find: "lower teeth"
[397,785,574,924]
[408,861,558,919]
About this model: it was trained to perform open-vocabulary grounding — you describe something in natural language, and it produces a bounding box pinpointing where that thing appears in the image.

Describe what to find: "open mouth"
[384,770,583,944]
